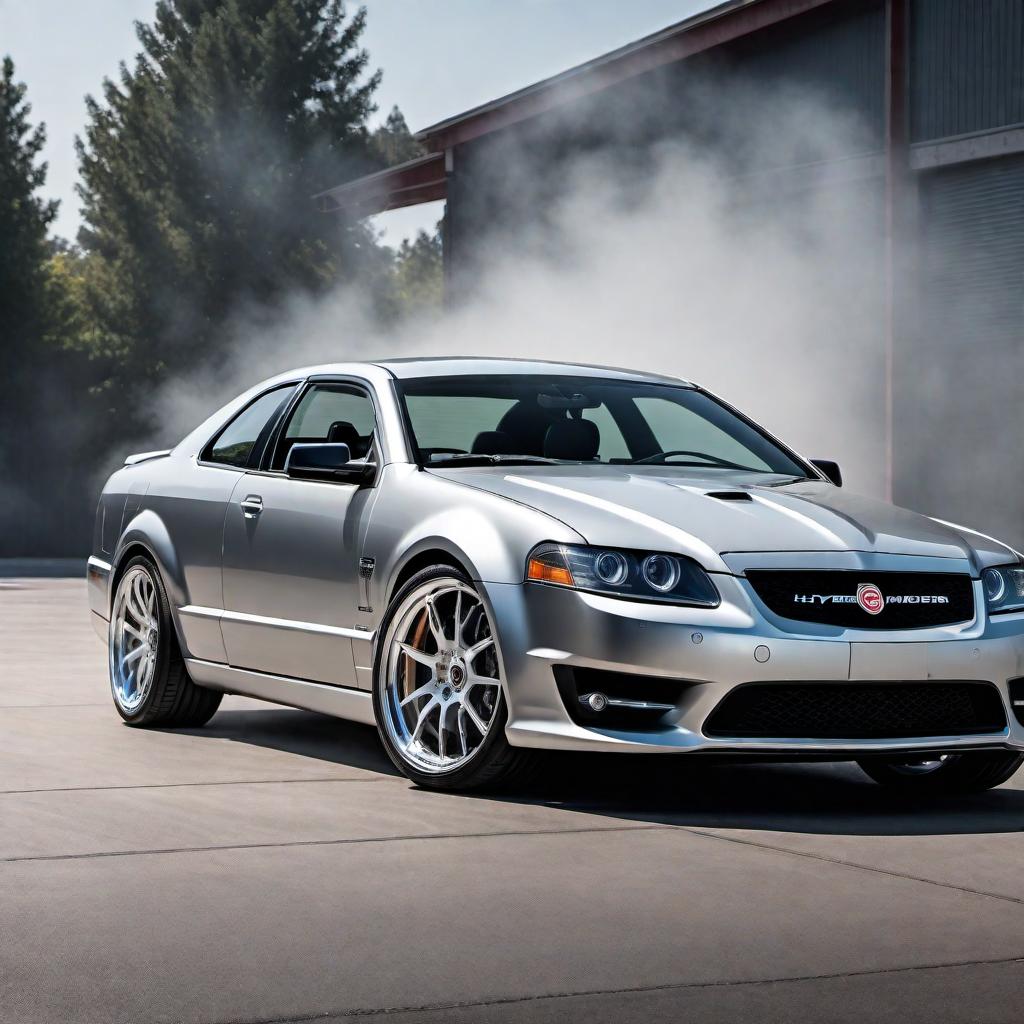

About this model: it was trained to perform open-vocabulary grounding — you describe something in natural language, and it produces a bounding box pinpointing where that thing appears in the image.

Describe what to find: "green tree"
[370,105,424,166]
[390,226,443,313]
[0,58,101,554]
[0,56,57,404]
[76,0,390,431]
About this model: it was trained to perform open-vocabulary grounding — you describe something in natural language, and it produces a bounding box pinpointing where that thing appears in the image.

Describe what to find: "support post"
[883,0,908,502]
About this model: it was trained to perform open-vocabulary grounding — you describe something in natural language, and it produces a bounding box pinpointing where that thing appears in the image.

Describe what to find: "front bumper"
[484,571,1024,755]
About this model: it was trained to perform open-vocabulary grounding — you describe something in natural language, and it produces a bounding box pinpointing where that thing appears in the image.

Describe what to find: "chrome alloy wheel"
[109,566,160,714]
[380,579,503,774]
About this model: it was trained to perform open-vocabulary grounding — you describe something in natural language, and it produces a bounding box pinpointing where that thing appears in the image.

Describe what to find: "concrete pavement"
[2,579,1023,1023]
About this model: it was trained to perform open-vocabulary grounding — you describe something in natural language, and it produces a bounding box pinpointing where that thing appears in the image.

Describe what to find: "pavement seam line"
[680,826,1024,907]
[0,777,395,795]
[0,702,108,708]
[200,953,1024,1023]
[0,823,670,863]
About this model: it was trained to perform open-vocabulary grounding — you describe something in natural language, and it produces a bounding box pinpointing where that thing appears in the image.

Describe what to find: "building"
[323,0,1024,547]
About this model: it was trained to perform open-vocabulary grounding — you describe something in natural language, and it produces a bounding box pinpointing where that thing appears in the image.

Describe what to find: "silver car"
[88,358,1024,793]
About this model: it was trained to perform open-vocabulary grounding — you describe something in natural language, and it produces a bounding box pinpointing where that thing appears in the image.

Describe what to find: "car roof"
[370,356,691,385]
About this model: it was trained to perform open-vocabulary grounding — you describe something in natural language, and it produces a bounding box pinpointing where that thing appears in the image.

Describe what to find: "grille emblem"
[856,583,885,615]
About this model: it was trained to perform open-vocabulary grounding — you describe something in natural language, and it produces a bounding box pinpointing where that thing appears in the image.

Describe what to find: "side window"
[205,386,295,468]
[273,384,376,470]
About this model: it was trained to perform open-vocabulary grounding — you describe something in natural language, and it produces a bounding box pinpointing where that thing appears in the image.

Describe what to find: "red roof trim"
[315,152,446,215]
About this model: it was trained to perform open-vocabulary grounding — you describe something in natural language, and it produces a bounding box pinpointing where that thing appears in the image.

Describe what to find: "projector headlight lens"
[983,568,1006,604]
[594,550,629,586]
[527,544,719,606]
[983,565,1024,614]
[642,553,681,592]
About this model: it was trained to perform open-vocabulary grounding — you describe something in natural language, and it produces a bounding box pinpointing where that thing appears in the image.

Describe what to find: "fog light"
[580,691,608,712]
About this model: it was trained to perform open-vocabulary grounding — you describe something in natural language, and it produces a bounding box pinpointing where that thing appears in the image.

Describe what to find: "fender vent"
[705,491,752,502]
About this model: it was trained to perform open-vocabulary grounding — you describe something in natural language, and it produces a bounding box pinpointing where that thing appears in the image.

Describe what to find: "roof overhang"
[314,152,446,216]
[319,0,838,215]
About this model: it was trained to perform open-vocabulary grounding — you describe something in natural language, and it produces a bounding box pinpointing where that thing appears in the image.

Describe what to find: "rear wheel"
[857,751,1023,794]
[109,556,222,727]
[373,565,537,791]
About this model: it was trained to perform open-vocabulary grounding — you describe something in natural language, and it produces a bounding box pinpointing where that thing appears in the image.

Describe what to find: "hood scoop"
[705,490,753,502]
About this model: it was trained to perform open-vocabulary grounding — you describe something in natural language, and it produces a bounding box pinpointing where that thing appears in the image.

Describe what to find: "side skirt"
[185,659,376,726]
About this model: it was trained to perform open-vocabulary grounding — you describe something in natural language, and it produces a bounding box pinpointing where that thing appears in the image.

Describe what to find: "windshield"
[396,375,810,477]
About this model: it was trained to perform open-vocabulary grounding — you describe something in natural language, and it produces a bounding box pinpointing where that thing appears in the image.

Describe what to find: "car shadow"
[509,752,1024,837]
[176,705,401,778]
[181,705,1024,837]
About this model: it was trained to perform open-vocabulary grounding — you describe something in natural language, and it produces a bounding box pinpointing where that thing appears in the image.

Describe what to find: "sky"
[0,0,712,243]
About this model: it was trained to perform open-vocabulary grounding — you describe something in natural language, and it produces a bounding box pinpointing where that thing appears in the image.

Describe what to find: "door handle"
[240,495,263,519]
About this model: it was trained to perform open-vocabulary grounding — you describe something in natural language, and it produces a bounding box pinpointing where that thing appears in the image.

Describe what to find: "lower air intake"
[704,681,1007,739]
[1009,678,1024,726]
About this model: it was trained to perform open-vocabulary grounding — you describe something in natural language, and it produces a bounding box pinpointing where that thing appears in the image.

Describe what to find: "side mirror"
[810,459,843,487]
[285,443,376,485]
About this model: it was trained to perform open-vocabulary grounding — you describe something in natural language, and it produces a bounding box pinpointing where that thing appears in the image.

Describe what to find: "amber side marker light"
[527,558,574,587]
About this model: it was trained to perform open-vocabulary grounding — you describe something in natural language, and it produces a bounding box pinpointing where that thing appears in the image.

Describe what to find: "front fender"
[368,467,585,631]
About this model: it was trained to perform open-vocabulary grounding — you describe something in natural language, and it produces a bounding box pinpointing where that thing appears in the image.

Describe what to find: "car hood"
[435,466,1018,574]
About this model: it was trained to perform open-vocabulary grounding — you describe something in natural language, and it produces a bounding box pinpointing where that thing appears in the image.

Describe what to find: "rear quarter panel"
[96,454,243,663]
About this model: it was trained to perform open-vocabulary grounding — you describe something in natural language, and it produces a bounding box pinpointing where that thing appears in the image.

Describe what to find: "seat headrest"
[471,430,519,455]
[497,402,562,456]
[326,420,360,446]
[544,419,600,461]
[326,420,362,454]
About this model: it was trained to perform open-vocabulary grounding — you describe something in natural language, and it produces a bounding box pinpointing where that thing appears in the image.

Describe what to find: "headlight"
[982,564,1024,614]
[526,543,720,606]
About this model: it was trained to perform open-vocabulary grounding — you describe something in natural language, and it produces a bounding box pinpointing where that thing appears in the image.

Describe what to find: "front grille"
[704,681,1007,739]
[746,570,974,629]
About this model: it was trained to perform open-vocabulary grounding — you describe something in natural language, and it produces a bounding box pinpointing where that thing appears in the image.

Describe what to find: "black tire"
[109,555,222,728]
[372,565,539,791]
[857,751,1024,795]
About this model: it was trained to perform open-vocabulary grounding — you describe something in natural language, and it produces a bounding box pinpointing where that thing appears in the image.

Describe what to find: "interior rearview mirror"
[285,443,375,485]
[810,459,842,487]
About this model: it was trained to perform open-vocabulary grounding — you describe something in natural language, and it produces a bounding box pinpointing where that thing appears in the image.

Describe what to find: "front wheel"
[857,751,1023,794]
[373,565,537,791]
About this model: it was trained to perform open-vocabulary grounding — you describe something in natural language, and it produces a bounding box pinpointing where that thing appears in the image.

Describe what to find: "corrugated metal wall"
[910,0,1024,143]
[897,0,1024,545]
[897,154,1024,543]
[720,0,886,154]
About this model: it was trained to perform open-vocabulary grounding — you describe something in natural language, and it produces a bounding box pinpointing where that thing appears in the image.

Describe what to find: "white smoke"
[151,78,888,496]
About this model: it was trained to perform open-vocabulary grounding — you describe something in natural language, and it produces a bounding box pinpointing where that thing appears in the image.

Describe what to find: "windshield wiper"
[762,474,814,486]
[629,449,760,471]
[426,453,561,468]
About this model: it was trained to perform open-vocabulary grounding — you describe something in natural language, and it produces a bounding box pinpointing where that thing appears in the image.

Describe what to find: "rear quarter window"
[205,386,295,468]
